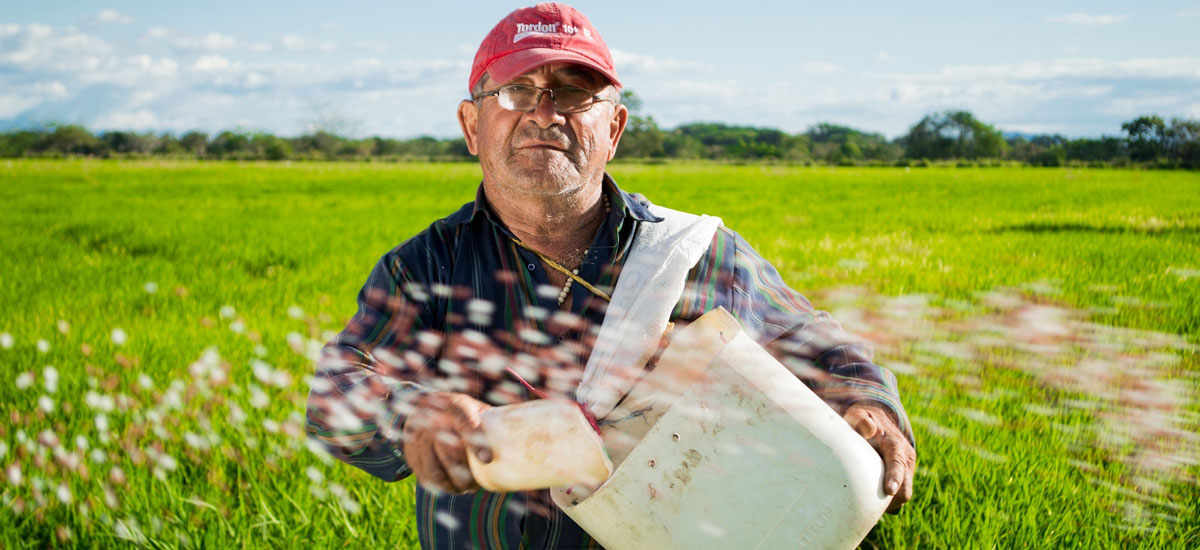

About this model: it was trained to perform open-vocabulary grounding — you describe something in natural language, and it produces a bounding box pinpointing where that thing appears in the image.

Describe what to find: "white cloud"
[1100,94,1192,116]
[143,26,171,40]
[93,109,159,130]
[796,61,845,77]
[87,9,132,26]
[1044,13,1129,25]
[610,49,715,76]
[863,58,1200,89]
[875,52,897,65]
[0,94,42,118]
[191,55,232,72]
[280,35,338,53]
[0,23,115,73]
[1176,7,1200,18]
[171,32,236,52]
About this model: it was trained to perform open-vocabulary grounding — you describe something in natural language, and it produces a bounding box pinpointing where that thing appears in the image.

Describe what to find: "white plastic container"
[551,307,891,549]
[467,399,612,492]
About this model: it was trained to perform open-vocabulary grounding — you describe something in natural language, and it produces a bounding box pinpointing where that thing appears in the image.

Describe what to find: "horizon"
[3,1,1199,140]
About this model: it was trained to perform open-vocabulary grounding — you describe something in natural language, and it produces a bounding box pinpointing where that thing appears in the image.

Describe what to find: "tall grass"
[1,160,1197,548]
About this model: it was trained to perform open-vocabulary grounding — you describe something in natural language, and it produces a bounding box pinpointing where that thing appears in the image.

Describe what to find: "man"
[306,3,915,548]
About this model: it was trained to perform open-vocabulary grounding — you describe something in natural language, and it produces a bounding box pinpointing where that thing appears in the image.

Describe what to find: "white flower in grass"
[38,430,60,448]
[111,328,127,346]
[85,391,115,412]
[249,385,269,409]
[137,374,153,390]
[229,319,246,334]
[253,344,268,357]
[309,485,328,500]
[56,483,72,504]
[184,432,207,450]
[38,395,54,413]
[219,305,236,319]
[74,435,88,450]
[90,449,106,464]
[36,339,49,353]
[43,366,59,393]
[262,419,280,433]
[6,464,21,486]
[95,414,109,432]
[157,454,177,472]
[143,281,158,294]
[0,332,12,349]
[56,320,70,334]
[340,497,361,514]
[305,439,333,465]
[228,402,246,425]
[15,371,33,390]
[287,305,304,319]
[305,467,324,484]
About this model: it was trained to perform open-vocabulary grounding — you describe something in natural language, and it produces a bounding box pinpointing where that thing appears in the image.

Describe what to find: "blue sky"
[3,1,1199,139]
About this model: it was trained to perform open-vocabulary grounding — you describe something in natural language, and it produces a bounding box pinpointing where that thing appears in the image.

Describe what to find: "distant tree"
[102,131,158,156]
[1166,117,1200,168]
[614,90,666,159]
[38,125,102,156]
[904,110,1006,160]
[1121,115,1167,162]
[180,131,208,157]
[805,123,897,162]
[0,130,40,157]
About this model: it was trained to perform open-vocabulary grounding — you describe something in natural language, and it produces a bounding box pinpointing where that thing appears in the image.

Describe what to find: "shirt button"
[527,263,536,271]
[557,335,566,343]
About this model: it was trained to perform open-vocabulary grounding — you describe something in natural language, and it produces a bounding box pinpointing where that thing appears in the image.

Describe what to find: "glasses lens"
[495,85,595,113]
[552,87,594,113]
[498,85,538,111]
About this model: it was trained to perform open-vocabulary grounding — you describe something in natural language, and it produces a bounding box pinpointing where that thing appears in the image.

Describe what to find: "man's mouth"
[517,141,568,152]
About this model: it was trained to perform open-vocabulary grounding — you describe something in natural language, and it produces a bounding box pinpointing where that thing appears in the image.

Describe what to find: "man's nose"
[525,89,566,128]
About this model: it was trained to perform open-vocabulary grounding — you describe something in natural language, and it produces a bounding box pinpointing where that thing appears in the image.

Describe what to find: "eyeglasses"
[473,84,615,114]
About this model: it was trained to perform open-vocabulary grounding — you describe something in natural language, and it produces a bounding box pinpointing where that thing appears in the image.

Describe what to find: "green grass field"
[1,159,1198,548]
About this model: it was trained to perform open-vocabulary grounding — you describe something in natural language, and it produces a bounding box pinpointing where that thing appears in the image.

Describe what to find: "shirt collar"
[448,172,665,226]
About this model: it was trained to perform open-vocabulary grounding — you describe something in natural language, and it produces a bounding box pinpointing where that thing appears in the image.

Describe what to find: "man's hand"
[402,392,494,494]
[843,402,916,513]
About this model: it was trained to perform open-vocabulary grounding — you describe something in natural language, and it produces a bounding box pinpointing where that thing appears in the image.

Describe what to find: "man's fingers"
[882,437,915,513]
[432,430,477,493]
[845,407,880,441]
[462,428,493,464]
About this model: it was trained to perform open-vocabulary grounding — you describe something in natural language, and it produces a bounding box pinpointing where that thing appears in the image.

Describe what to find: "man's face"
[457,63,628,198]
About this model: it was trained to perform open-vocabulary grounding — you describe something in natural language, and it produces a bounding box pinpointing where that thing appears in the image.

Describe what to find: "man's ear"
[607,101,629,162]
[457,99,480,155]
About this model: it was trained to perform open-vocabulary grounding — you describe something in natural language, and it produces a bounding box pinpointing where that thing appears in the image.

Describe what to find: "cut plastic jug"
[467,399,612,492]
[551,307,892,549]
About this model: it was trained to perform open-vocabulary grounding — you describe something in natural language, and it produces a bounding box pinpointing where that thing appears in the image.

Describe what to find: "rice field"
[1,159,1198,548]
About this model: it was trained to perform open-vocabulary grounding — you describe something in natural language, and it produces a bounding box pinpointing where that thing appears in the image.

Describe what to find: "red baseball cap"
[469,3,621,92]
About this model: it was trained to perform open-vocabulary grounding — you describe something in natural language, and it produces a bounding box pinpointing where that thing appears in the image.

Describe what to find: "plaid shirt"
[306,174,913,549]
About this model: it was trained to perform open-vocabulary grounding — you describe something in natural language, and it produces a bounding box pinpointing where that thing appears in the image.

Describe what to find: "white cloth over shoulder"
[576,205,722,419]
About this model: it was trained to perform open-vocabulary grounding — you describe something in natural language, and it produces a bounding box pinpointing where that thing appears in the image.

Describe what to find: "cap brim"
[486,48,621,89]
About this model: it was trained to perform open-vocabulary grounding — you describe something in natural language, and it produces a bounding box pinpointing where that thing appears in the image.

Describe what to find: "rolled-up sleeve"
[305,251,437,482]
[723,229,916,448]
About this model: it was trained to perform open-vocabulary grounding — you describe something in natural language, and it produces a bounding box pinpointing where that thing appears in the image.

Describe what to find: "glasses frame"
[473,84,616,114]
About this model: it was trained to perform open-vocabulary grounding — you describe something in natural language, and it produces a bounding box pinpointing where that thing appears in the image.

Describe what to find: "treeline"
[2,94,1198,168]
[0,126,471,161]
[614,97,1200,168]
